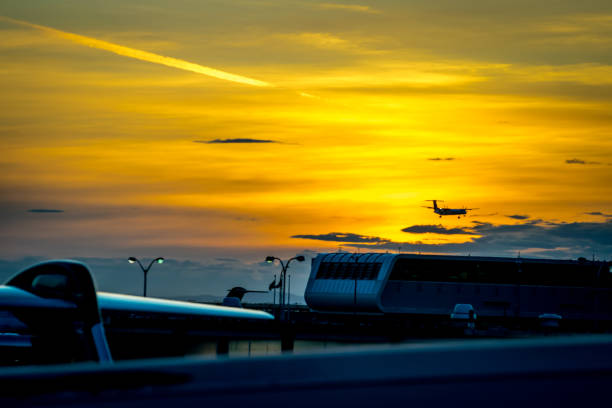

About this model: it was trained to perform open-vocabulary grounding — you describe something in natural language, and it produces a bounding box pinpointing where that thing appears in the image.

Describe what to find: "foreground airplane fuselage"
[0,260,273,366]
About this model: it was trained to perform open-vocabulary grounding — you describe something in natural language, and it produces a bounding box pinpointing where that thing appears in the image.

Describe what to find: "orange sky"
[1,1,611,267]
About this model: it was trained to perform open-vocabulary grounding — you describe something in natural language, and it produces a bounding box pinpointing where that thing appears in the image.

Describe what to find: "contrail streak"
[1,16,271,87]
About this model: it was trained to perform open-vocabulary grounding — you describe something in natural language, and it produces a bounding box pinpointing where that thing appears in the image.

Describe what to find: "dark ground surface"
[103,303,612,360]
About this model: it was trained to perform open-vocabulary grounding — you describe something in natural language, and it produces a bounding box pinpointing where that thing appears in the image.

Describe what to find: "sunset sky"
[1,1,610,298]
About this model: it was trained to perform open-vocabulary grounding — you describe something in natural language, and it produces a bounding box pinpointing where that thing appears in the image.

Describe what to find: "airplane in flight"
[423,200,478,218]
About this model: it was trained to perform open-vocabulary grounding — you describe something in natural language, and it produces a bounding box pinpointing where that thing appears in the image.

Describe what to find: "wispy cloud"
[194,138,278,144]
[512,64,612,86]
[27,209,64,213]
[298,91,319,99]
[427,157,455,161]
[535,14,612,45]
[317,3,381,14]
[566,158,602,165]
[280,32,352,50]
[0,16,271,87]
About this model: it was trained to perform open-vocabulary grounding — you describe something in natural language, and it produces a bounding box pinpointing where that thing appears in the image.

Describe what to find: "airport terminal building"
[304,253,612,320]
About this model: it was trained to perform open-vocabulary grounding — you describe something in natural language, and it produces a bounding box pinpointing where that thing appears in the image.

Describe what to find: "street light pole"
[128,257,164,297]
[265,255,305,320]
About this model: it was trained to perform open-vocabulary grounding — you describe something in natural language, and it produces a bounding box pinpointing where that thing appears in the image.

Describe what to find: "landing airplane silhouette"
[423,200,478,218]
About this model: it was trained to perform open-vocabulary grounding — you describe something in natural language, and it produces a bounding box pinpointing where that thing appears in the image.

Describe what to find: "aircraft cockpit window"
[31,274,69,299]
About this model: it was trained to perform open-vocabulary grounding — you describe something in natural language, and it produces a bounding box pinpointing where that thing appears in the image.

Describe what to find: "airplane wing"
[1,260,273,366]
[0,286,76,310]
[98,292,273,320]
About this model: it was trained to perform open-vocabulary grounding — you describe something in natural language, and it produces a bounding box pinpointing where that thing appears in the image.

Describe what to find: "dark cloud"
[546,221,612,246]
[291,232,390,243]
[469,220,545,236]
[293,219,612,259]
[27,209,64,213]
[566,158,601,165]
[460,219,610,257]
[194,138,278,144]
[585,212,612,218]
[234,216,259,222]
[506,214,530,220]
[427,157,455,161]
[401,224,474,235]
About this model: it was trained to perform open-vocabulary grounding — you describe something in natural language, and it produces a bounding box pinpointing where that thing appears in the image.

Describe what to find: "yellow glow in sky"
[0,1,611,262]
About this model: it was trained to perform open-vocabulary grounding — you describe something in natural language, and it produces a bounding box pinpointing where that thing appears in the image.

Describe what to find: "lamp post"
[128,257,164,297]
[265,255,305,320]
